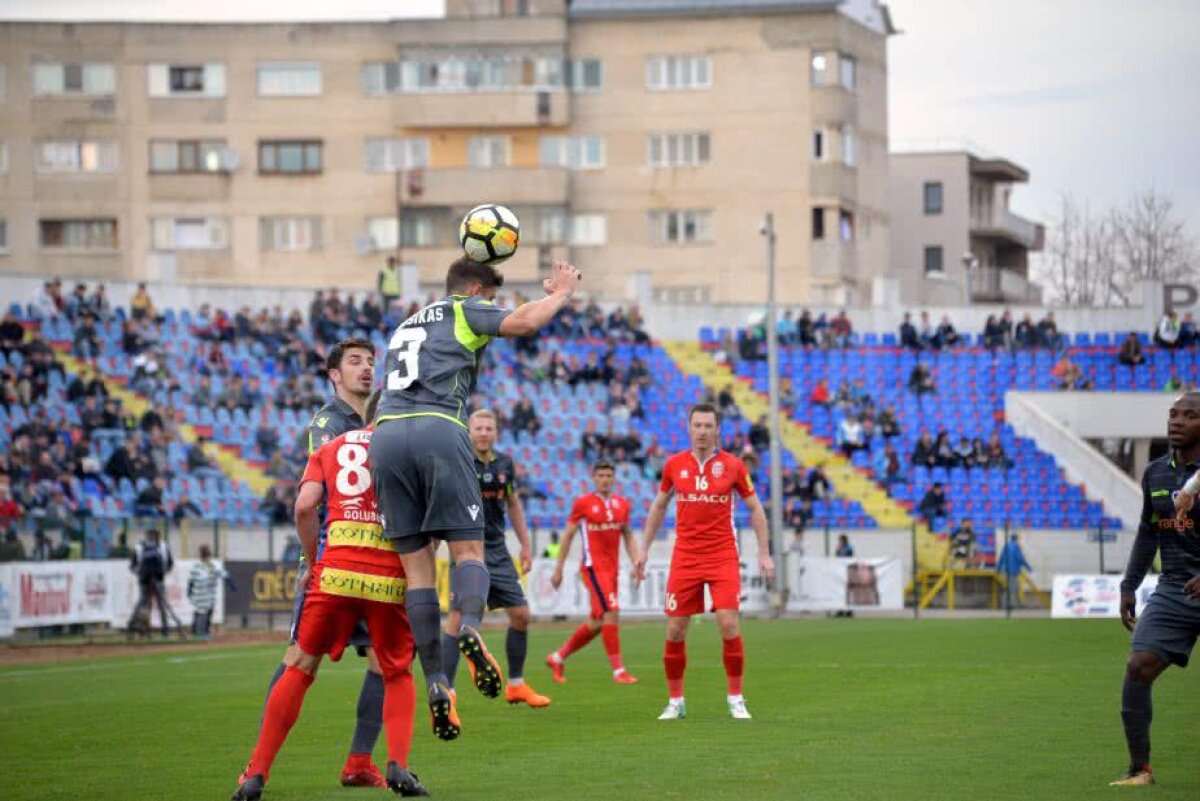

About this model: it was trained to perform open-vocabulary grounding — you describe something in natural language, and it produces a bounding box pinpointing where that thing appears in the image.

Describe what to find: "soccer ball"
[459,204,520,265]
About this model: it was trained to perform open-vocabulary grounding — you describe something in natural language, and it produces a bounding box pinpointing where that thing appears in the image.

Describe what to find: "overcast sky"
[5,0,1199,231]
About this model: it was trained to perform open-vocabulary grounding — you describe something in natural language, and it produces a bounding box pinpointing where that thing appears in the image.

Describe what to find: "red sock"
[557,624,599,660]
[383,673,415,768]
[601,624,624,671]
[663,640,686,699]
[248,667,314,780]
[723,636,745,696]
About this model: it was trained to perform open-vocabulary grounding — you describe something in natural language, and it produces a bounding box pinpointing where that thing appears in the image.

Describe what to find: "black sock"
[406,588,447,688]
[262,662,287,716]
[451,560,490,630]
[349,670,384,756]
[441,631,462,689]
[1120,678,1153,771]
[506,626,528,681]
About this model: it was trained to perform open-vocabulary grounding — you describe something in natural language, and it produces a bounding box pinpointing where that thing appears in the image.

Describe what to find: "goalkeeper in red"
[633,403,775,720]
[231,396,427,800]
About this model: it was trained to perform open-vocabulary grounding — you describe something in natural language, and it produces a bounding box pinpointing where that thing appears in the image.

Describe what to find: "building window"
[362,62,401,95]
[257,63,323,96]
[0,219,7,251]
[151,217,228,251]
[0,65,7,100]
[645,55,711,91]
[647,133,710,168]
[0,141,8,173]
[400,215,439,248]
[650,210,712,245]
[468,136,511,168]
[366,217,399,251]
[924,245,944,273]
[147,63,225,97]
[364,137,431,173]
[260,217,322,251]
[32,63,116,96]
[812,129,825,161]
[842,125,857,166]
[568,58,603,91]
[39,219,118,250]
[35,140,119,173]
[923,181,943,215]
[540,213,607,246]
[811,53,829,86]
[812,207,825,240]
[259,141,323,174]
[839,208,855,241]
[539,136,604,169]
[839,53,856,91]
[149,140,228,173]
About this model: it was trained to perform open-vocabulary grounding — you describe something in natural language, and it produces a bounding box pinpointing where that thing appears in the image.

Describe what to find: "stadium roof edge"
[568,0,841,20]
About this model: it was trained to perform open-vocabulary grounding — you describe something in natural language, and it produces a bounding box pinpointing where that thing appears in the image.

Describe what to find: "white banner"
[1051,574,1159,619]
[0,559,224,636]
[786,556,904,612]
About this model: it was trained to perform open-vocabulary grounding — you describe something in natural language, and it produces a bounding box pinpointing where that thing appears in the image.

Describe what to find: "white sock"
[613,668,626,676]
[509,677,524,687]
[549,652,563,664]
[727,694,744,704]
[669,696,685,706]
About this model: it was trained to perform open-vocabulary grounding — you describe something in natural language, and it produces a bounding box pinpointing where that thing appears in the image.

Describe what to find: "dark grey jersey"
[375,295,511,426]
[475,451,516,546]
[300,396,364,455]
[1121,454,1200,591]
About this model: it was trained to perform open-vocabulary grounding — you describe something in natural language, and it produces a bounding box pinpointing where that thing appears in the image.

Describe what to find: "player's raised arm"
[506,490,533,574]
[497,261,582,338]
[551,521,580,590]
[1119,471,1159,632]
[294,481,324,565]
[741,493,776,586]
[636,489,672,581]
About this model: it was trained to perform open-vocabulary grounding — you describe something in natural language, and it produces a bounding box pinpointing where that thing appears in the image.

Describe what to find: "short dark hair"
[593,460,615,473]
[689,403,721,424]
[446,257,504,295]
[365,389,382,423]
[326,336,375,376]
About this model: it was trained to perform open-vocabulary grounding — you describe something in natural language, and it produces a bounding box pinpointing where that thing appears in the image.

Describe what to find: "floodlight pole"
[762,212,787,605]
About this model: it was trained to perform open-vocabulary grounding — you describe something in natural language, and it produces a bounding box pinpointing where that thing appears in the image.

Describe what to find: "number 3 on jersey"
[387,328,427,391]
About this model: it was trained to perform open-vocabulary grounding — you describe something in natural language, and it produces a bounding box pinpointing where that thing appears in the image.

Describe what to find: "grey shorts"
[370,415,485,554]
[1131,582,1200,668]
[450,541,528,611]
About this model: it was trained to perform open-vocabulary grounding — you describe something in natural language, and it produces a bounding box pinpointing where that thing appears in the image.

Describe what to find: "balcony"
[971,210,1045,250]
[393,89,568,128]
[809,162,856,202]
[148,173,231,202]
[969,265,1042,304]
[810,86,858,126]
[402,167,568,207]
[810,239,858,283]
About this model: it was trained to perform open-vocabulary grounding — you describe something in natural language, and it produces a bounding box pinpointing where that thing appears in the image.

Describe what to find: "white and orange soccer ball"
[459,204,520,265]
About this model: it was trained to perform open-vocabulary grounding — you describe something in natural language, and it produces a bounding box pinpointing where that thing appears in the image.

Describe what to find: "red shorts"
[580,567,619,619]
[295,562,413,679]
[665,559,741,617]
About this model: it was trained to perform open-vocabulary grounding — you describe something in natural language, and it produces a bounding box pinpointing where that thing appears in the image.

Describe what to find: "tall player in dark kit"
[371,257,581,740]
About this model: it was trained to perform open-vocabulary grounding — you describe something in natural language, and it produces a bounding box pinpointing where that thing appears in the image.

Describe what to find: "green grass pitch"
[1,618,1197,801]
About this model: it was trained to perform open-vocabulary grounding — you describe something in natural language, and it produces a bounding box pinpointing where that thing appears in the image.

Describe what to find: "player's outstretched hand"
[519,545,532,575]
[759,554,776,587]
[1185,575,1200,602]
[550,565,563,591]
[1174,489,1195,521]
[542,260,582,296]
[632,549,647,585]
[1120,591,1137,632]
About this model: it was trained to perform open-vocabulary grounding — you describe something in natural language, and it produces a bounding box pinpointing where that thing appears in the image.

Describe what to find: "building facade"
[0,0,893,304]
[889,148,1045,307]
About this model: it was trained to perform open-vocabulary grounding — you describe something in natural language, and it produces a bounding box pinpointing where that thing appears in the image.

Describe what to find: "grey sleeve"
[1120,472,1158,593]
[461,298,512,337]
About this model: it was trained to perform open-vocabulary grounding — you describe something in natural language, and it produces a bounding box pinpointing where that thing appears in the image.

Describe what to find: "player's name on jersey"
[326,521,393,551]
[402,304,446,327]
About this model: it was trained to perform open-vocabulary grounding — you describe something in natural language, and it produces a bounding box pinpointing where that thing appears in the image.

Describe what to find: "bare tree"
[1042,195,1120,306]
[1109,190,1196,304]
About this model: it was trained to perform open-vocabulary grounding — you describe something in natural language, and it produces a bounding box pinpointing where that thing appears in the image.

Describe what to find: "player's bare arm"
[621,524,638,564]
[294,481,324,565]
[551,522,580,590]
[636,490,672,581]
[742,494,776,585]
[1174,468,1200,520]
[497,261,582,337]
[506,492,533,573]
[1185,574,1200,602]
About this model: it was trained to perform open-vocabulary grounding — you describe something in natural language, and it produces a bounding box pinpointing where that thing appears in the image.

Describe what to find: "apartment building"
[889,148,1046,306]
[0,0,894,304]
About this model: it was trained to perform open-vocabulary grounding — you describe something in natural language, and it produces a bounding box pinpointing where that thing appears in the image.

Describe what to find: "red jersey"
[300,429,404,578]
[659,449,755,563]
[568,492,631,574]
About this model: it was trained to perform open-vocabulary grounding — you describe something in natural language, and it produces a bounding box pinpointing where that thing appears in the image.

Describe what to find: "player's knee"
[366,650,382,675]
[1126,651,1164,684]
[293,650,322,675]
[508,606,531,630]
[450,539,484,562]
[603,611,619,626]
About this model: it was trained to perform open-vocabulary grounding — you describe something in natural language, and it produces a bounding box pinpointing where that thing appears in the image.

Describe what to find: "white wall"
[1014,391,1175,439]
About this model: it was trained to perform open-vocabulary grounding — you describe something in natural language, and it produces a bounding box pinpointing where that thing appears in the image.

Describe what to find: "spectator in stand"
[810,378,831,407]
[875,443,903,488]
[1119,332,1146,367]
[877,405,901,438]
[171,492,204,523]
[130,282,156,322]
[187,438,222,480]
[833,380,855,412]
[714,331,738,366]
[105,436,141,483]
[1164,372,1185,393]
[985,433,1012,469]
[510,397,542,438]
[777,310,796,345]
[255,411,279,458]
[73,310,101,359]
[135,476,168,518]
[953,436,977,468]
[1154,311,1180,350]
[899,312,920,350]
[908,362,936,395]
[0,310,25,350]
[911,430,937,468]
[918,311,939,350]
[1179,312,1197,348]
[982,314,1006,350]
[830,309,853,347]
[1051,353,1094,390]
[835,534,854,558]
[1014,313,1036,349]
[0,484,22,530]
[580,419,606,460]
[937,315,961,348]
[797,310,817,347]
[918,482,948,523]
[933,430,957,468]
[218,375,247,411]
[779,376,798,416]
[66,369,107,403]
[716,384,741,420]
[748,415,771,452]
[1036,312,1062,350]
[805,463,831,501]
[948,520,975,568]
[836,415,866,457]
[0,528,25,562]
